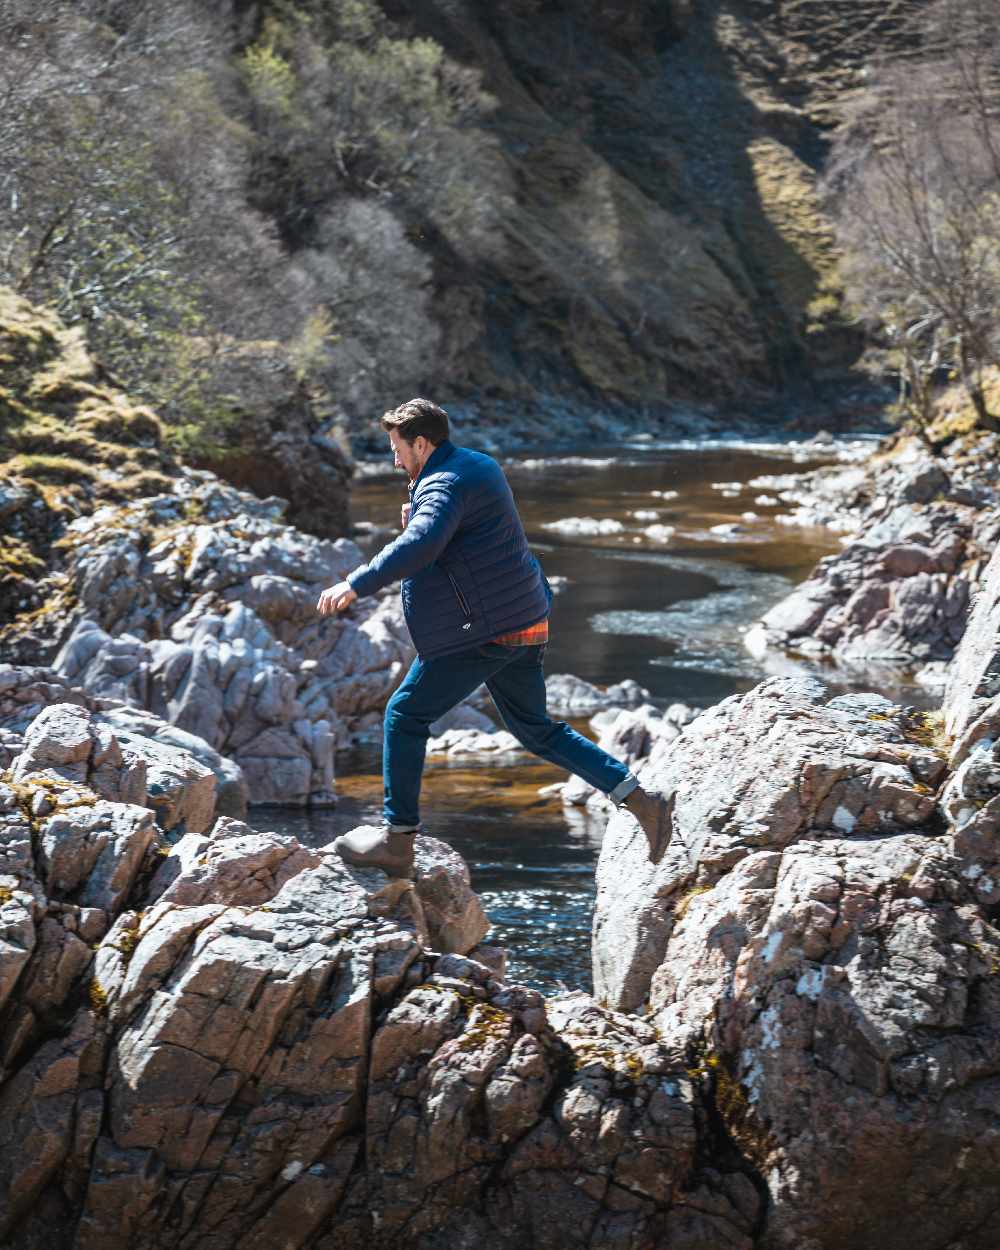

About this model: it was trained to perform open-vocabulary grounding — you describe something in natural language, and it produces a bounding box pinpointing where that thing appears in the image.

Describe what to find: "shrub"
[823,0,1000,437]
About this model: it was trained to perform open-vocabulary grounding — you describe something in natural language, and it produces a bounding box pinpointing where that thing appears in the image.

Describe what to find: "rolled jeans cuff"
[608,774,639,806]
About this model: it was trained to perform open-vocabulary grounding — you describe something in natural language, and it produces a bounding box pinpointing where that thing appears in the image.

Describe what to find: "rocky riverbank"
[2,535,999,1249]
[745,430,1000,678]
[0,670,759,1250]
[1,475,413,807]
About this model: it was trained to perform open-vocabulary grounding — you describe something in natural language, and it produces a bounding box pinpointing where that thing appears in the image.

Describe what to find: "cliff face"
[375,0,916,418]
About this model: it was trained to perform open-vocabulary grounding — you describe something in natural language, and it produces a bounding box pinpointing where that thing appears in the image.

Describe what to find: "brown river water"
[270,437,929,993]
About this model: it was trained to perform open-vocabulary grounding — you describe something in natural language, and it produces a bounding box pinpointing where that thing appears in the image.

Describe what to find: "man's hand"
[317,581,358,616]
[401,502,412,528]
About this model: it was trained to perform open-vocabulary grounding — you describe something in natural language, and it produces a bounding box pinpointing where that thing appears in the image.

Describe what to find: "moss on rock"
[0,285,189,645]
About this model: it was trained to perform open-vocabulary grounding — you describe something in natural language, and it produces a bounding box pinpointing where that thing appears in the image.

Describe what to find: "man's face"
[389,429,428,480]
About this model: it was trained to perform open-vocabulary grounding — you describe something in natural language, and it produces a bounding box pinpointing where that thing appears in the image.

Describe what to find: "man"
[317,398,673,877]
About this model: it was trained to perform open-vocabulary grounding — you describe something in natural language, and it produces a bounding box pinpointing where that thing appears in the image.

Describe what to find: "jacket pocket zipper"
[445,569,474,631]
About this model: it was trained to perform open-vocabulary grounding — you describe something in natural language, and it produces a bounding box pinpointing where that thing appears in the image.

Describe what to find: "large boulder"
[937,542,1000,911]
[944,540,1000,763]
[656,831,1000,1250]
[593,678,944,1012]
[591,674,1000,1250]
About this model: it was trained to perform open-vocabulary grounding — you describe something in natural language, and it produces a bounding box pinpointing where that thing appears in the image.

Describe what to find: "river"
[269,437,927,994]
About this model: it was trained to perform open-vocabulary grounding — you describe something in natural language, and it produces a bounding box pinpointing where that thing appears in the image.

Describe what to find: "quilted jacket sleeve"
[347,476,465,598]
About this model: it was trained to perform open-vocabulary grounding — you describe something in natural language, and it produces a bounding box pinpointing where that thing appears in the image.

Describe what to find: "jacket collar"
[410,439,455,492]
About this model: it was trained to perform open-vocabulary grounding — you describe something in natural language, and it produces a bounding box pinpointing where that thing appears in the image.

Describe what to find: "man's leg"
[335,646,507,875]
[382,649,507,827]
[485,644,674,861]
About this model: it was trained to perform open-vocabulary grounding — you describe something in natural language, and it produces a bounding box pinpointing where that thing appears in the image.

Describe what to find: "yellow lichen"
[674,884,713,920]
[3,772,98,833]
[572,1041,644,1079]
[88,979,109,1013]
[456,998,511,1051]
[957,938,1000,977]
[111,912,145,960]
[900,709,950,756]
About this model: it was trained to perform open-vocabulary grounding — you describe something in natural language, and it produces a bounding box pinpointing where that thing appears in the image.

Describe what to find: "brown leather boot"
[622,787,674,864]
[333,825,417,877]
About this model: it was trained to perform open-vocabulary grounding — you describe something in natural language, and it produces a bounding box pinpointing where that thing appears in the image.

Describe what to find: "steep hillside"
[359,0,920,422]
[0,2,927,472]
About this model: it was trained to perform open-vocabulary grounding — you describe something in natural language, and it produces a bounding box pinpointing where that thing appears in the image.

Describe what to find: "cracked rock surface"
[0,677,757,1250]
[593,658,1000,1249]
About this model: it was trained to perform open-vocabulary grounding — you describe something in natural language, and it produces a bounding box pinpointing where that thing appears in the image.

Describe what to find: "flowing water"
[269,437,929,993]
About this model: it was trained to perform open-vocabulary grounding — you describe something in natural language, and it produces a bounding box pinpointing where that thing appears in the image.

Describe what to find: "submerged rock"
[545,672,654,716]
[426,726,524,758]
[541,517,624,537]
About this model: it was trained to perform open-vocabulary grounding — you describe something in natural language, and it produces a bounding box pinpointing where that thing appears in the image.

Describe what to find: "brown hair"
[380,398,450,446]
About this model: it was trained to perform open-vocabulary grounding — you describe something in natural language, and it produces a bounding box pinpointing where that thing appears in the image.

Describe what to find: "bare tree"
[823,0,1000,436]
[0,0,499,448]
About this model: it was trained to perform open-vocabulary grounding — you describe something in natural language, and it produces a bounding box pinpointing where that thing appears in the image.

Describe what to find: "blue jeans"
[382,641,638,828]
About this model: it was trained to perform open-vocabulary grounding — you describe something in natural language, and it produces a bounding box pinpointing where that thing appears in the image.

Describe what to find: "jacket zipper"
[445,569,474,631]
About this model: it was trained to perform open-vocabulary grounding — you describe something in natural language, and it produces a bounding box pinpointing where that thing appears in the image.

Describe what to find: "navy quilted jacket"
[347,440,551,659]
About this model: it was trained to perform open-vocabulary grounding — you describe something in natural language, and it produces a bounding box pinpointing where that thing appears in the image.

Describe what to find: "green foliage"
[241,41,300,119]
[241,0,491,238]
[162,395,247,462]
[0,0,491,457]
[290,307,338,382]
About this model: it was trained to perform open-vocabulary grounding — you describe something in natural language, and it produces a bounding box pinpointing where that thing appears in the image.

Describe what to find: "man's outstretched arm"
[316,479,463,615]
